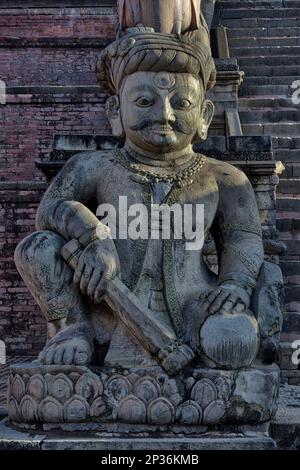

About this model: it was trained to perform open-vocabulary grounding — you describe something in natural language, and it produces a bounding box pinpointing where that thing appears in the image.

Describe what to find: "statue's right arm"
[36,152,103,241]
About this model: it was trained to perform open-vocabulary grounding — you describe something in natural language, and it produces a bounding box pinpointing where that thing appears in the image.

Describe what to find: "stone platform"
[0,362,288,450]
[7,362,280,427]
[0,361,281,450]
[0,418,276,450]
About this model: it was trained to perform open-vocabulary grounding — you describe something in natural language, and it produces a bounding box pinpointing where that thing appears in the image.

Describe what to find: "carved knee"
[14,230,83,323]
[14,230,66,283]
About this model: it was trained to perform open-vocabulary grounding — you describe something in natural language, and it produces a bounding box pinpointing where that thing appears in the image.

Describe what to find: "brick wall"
[0,4,117,355]
[0,184,46,355]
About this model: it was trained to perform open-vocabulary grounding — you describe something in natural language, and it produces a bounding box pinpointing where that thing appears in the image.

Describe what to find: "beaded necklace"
[115,147,207,188]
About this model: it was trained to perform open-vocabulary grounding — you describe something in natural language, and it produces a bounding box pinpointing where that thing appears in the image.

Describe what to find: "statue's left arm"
[209,163,264,314]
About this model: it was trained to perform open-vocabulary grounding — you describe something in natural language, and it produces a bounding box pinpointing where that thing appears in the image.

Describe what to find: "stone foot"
[38,322,94,366]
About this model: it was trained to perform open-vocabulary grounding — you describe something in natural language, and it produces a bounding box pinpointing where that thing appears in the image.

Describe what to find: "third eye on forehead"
[128,85,199,101]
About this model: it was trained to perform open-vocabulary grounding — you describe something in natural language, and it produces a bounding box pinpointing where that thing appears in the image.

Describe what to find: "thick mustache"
[130,120,196,135]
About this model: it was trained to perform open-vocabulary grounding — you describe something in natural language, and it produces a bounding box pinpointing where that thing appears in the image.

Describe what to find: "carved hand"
[73,239,120,303]
[204,282,251,316]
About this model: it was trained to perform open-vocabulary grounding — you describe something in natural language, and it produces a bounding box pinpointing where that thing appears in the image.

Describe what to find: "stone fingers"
[63,346,76,365]
[219,297,236,315]
[87,269,103,300]
[206,287,222,305]
[208,290,231,314]
[80,265,93,295]
[232,302,246,314]
[93,265,115,304]
[53,346,65,365]
[94,278,108,304]
[74,348,90,366]
[73,254,85,285]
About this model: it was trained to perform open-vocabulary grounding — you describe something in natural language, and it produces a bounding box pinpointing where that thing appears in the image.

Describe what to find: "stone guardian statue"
[9,0,282,442]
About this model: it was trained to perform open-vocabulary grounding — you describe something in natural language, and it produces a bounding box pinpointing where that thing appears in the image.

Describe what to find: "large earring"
[199,122,208,141]
[106,96,125,139]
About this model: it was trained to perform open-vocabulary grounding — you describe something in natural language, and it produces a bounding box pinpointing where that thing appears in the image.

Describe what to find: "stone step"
[230,36,300,47]
[274,150,300,163]
[279,341,300,368]
[279,163,300,178]
[240,65,300,77]
[273,137,300,149]
[239,109,300,123]
[242,122,300,136]
[278,178,300,194]
[238,55,300,66]
[280,260,300,279]
[239,97,296,108]
[221,17,300,29]
[221,0,300,8]
[243,76,300,85]
[228,27,300,38]
[277,198,300,216]
[222,8,300,19]
[240,85,289,96]
[231,46,300,57]
[277,213,300,222]
[283,284,300,307]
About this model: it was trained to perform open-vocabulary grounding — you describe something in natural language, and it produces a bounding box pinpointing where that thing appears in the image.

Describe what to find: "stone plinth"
[0,417,277,450]
[7,362,280,429]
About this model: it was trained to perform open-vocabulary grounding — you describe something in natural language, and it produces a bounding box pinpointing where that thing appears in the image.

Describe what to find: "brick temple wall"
[0,2,117,355]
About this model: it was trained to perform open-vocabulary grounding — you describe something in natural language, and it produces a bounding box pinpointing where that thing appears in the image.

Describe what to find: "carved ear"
[196,99,215,142]
[202,99,215,127]
[106,95,125,138]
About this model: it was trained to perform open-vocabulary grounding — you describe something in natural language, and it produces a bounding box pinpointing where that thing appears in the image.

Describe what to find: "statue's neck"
[125,141,194,168]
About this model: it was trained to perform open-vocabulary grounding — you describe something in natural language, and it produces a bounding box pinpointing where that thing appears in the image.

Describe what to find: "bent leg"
[14,230,87,325]
[14,230,94,365]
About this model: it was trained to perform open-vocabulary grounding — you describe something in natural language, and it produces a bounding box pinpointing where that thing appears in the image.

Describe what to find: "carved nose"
[157,99,176,124]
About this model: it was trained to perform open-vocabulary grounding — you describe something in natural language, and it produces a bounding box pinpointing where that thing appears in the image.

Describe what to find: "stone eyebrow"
[171,86,199,98]
[128,85,156,95]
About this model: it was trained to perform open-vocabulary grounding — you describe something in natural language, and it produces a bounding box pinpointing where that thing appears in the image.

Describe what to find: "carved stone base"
[0,418,277,450]
[8,362,280,429]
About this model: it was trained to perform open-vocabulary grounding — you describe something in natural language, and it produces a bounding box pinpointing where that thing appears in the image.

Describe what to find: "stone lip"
[0,417,277,450]
[7,362,280,428]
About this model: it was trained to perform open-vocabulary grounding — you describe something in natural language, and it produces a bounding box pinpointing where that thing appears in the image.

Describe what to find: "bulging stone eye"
[172,98,192,110]
[135,97,153,107]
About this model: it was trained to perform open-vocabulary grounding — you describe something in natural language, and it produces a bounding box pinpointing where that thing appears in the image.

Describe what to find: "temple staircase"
[218,0,300,383]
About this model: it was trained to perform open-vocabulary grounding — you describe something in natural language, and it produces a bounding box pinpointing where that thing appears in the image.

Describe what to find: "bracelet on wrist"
[78,227,99,248]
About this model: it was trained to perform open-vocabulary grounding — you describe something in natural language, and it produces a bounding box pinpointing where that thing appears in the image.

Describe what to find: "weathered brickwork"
[0,47,100,87]
[1,91,109,180]
[0,186,46,355]
[0,9,117,39]
[0,5,116,356]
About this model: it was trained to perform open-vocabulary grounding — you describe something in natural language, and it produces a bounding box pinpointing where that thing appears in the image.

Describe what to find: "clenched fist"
[73,239,120,303]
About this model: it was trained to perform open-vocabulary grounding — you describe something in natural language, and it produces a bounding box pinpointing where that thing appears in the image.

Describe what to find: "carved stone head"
[97,2,216,156]
[106,70,214,155]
